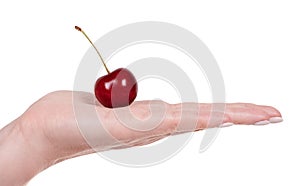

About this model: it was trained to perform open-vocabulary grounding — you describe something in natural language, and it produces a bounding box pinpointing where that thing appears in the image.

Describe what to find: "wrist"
[0,117,52,185]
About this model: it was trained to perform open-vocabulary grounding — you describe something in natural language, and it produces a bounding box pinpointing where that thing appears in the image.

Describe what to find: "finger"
[151,102,283,135]
[225,103,282,125]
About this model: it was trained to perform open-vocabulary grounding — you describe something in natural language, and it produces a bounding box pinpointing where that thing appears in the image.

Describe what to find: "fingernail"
[219,122,234,128]
[269,117,283,123]
[254,120,270,125]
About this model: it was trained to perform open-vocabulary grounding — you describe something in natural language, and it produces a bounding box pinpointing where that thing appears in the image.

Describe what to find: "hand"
[0,91,282,185]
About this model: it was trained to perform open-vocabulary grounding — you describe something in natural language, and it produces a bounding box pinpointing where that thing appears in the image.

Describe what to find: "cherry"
[75,26,138,108]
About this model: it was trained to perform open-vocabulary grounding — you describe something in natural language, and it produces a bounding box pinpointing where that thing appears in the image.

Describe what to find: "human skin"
[0,91,282,186]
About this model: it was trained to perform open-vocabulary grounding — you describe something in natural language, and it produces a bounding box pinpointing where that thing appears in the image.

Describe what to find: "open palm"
[21,90,282,162]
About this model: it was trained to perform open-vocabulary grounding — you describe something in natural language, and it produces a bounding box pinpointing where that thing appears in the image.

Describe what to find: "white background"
[0,0,299,185]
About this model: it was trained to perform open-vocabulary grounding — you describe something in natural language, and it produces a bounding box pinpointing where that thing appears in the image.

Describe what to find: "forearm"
[0,118,50,186]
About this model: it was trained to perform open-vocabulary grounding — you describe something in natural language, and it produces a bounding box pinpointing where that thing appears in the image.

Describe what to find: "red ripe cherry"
[75,26,138,108]
[94,68,137,108]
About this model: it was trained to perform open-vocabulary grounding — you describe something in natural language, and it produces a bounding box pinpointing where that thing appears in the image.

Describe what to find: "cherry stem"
[75,26,110,74]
